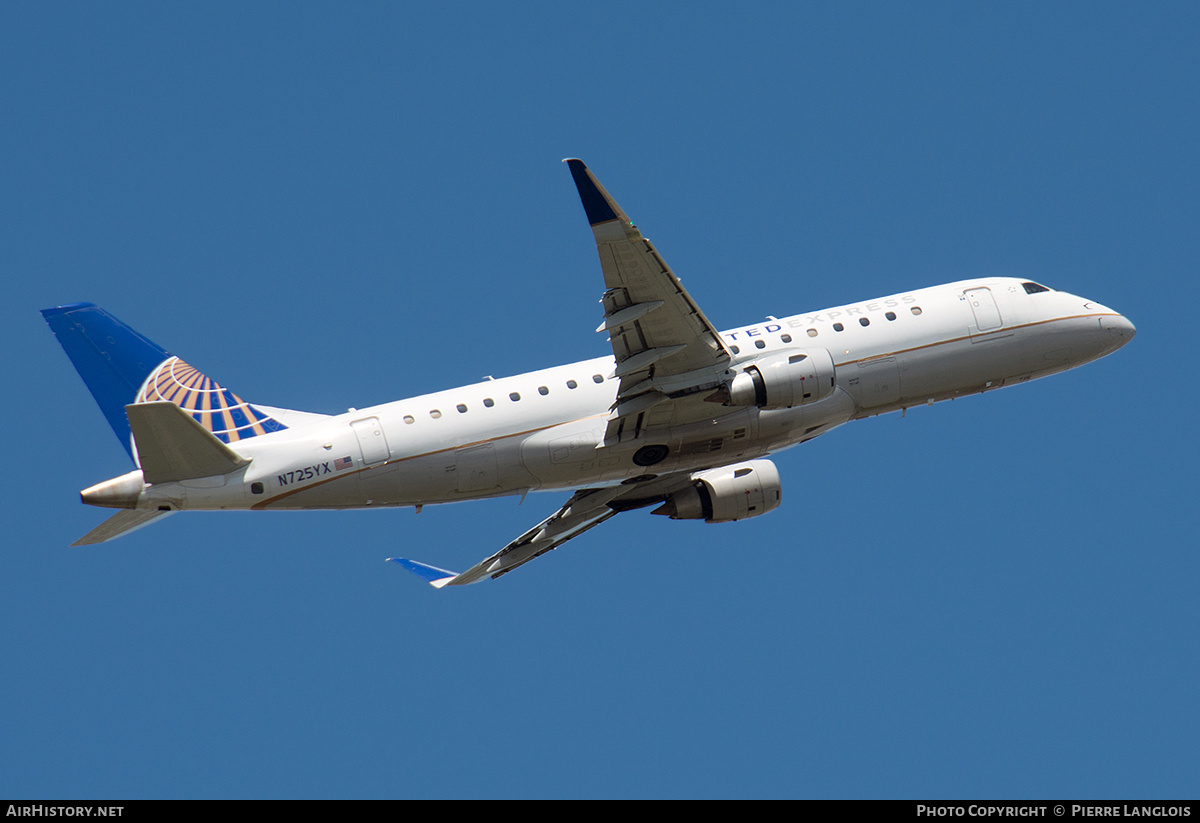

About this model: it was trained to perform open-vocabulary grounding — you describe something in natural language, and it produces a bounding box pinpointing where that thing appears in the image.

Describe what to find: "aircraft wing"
[391,474,695,587]
[564,160,734,441]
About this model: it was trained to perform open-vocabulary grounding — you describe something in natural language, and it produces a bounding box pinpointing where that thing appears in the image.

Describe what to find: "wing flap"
[596,300,664,333]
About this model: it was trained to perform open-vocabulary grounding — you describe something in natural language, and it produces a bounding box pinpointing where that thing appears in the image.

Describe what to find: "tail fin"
[41,303,288,461]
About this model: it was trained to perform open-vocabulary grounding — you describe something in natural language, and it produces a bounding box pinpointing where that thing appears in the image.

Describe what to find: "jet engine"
[725,348,836,409]
[652,459,781,523]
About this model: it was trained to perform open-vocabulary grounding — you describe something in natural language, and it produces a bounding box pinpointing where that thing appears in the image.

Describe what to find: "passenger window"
[456,404,467,413]
[430,409,442,419]
[483,398,494,408]
[755,340,766,349]
[781,334,792,343]
[538,386,549,395]
[567,380,578,389]
[509,392,521,402]
[859,318,870,327]
[911,307,923,316]
[403,415,415,424]
[592,375,604,384]
[730,345,740,354]
[807,328,818,337]
[833,323,845,332]
[885,311,896,321]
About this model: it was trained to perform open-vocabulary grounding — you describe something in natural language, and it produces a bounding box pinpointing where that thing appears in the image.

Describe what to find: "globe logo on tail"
[135,357,287,444]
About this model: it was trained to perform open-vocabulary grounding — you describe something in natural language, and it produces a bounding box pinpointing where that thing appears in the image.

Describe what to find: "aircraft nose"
[1103,312,1136,341]
[1096,311,1136,355]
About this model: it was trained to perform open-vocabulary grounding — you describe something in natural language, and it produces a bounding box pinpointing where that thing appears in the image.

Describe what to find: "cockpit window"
[1022,282,1051,294]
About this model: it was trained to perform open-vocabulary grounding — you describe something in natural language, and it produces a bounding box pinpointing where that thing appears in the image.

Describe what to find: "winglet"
[388,557,463,589]
[563,158,622,226]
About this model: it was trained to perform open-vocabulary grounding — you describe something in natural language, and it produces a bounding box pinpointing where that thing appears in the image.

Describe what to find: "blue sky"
[2,2,1197,799]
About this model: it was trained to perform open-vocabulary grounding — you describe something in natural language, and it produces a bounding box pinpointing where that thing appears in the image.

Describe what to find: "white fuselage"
[123,277,1133,515]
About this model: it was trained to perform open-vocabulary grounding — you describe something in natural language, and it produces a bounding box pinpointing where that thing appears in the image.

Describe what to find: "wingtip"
[564,159,619,226]
[389,557,460,588]
[40,301,98,319]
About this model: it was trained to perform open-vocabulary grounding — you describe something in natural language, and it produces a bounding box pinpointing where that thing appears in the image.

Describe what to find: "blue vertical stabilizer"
[41,303,171,459]
[42,303,288,461]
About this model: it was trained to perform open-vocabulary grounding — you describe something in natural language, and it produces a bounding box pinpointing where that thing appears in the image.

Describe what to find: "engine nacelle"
[726,348,836,409]
[652,459,782,523]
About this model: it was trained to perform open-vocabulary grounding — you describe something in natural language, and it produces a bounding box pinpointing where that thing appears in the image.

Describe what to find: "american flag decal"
[334,456,354,471]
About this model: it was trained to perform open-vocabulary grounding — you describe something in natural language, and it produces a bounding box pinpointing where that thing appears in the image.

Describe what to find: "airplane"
[41,159,1136,588]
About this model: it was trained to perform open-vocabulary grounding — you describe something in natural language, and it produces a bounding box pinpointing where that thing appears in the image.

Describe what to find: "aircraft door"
[350,416,390,465]
[965,287,1004,332]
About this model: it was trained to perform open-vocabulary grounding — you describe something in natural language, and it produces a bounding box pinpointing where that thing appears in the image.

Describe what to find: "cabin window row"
[830,306,922,332]
[401,374,606,423]
[729,306,923,352]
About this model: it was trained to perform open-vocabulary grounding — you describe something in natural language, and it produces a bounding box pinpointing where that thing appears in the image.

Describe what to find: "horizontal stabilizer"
[388,557,461,589]
[72,508,175,546]
[127,401,250,484]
